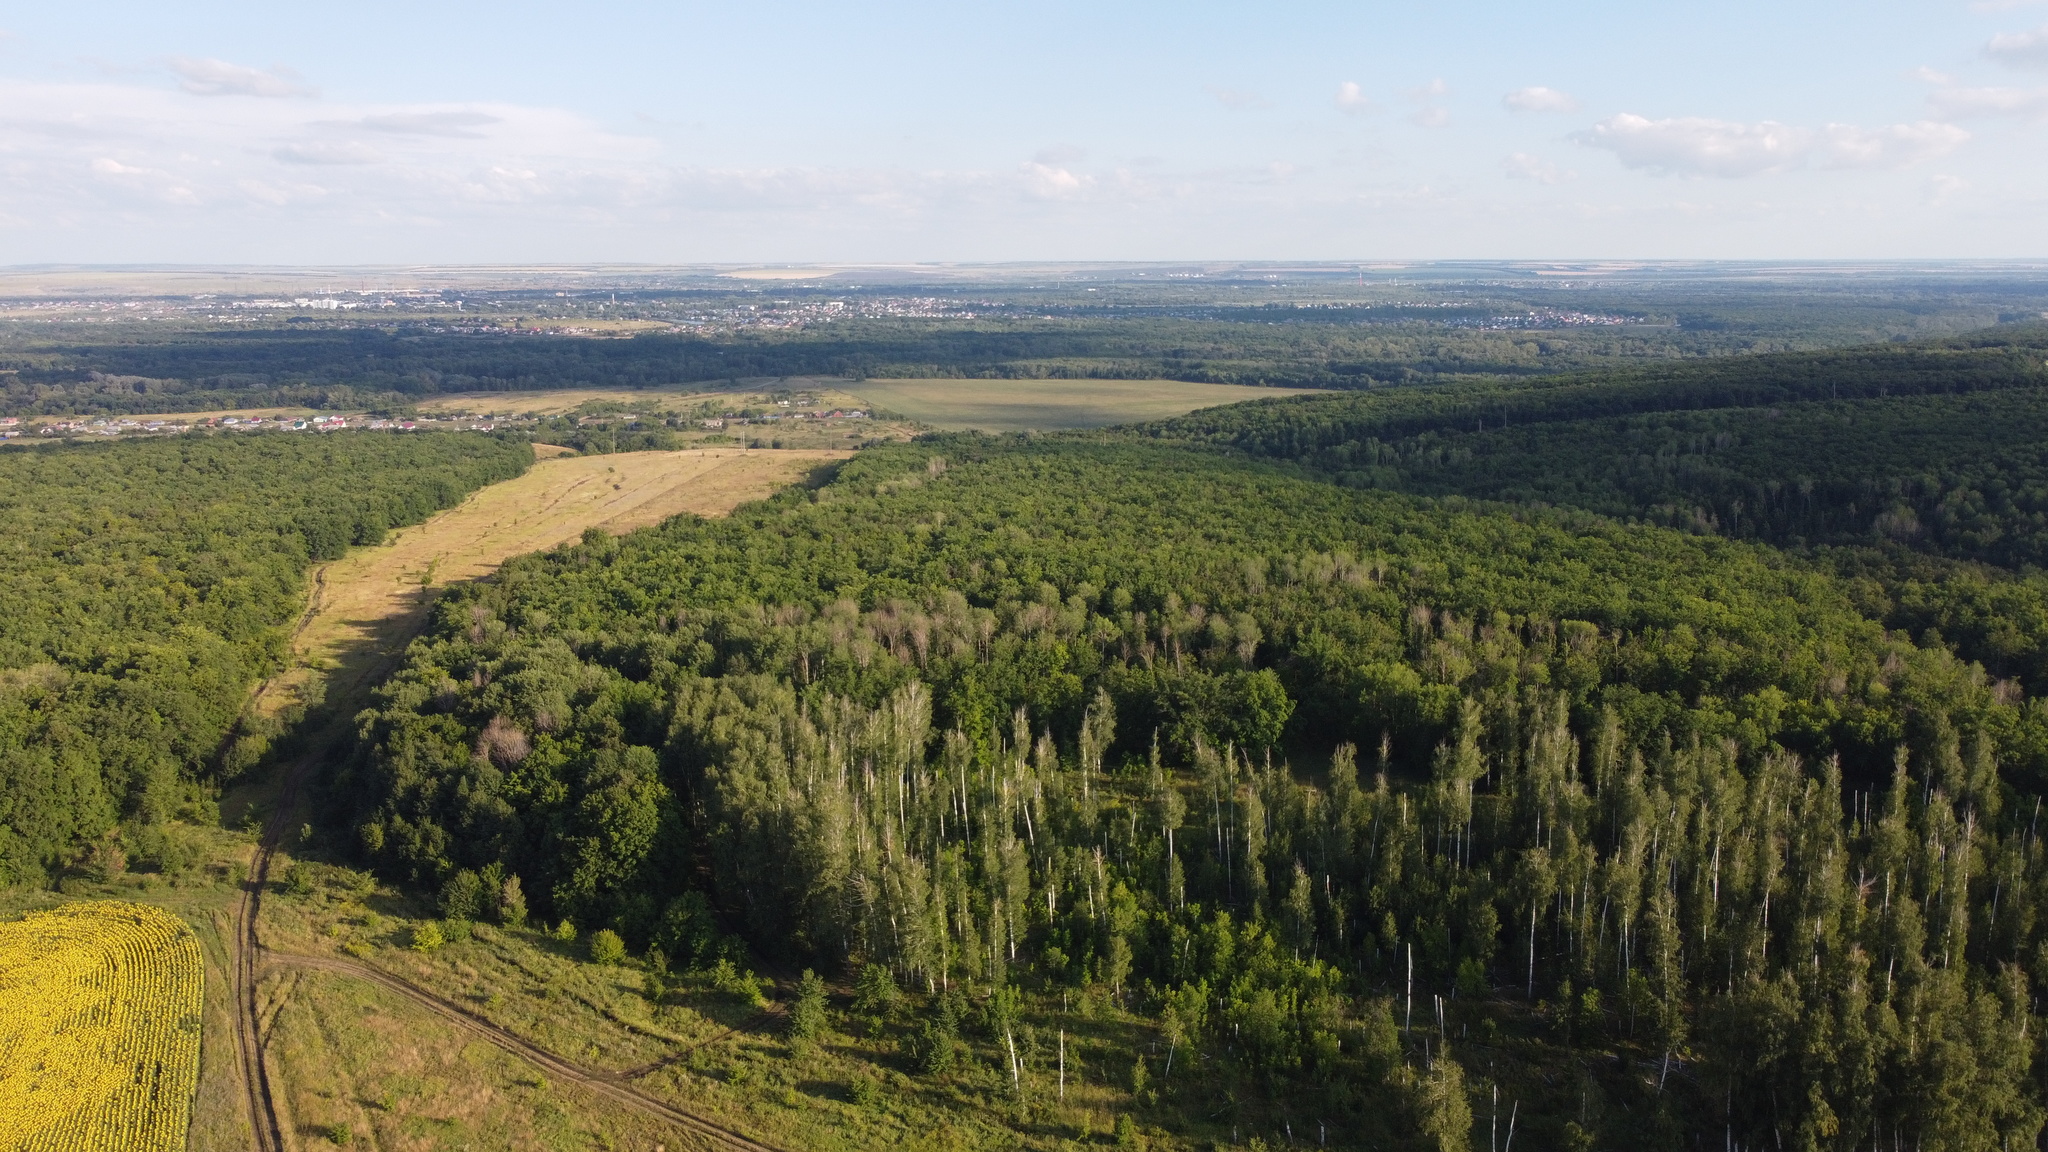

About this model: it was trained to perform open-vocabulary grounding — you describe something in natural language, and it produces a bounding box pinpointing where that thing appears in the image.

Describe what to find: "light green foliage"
[1417,1053,1471,1152]
[586,928,626,965]
[410,921,444,953]
[708,959,767,1007]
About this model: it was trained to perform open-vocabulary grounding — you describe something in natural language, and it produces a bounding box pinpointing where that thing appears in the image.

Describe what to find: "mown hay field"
[251,446,848,723]
[0,901,203,1152]
[841,377,1319,431]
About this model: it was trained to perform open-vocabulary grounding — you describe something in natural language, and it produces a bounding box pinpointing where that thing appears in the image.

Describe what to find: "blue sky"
[2,1,2046,262]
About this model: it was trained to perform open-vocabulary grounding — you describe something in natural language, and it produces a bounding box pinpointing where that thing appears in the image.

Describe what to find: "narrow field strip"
[252,446,848,722]
[0,902,204,1152]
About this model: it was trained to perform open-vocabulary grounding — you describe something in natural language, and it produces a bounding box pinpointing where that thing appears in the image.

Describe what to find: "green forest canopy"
[351,429,2048,1151]
[0,432,531,884]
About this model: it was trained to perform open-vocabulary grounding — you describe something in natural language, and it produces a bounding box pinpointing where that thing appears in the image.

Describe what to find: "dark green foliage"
[1150,329,2048,699]
[909,991,962,1074]
[851,963,898,1020]
[1148,328,2048,458]
[348,428,2048,1147]
[496,872,528,927]
[652,890,730,969]
[440,868,486,920]
[0,432,529,883]
[788,968,827,1041]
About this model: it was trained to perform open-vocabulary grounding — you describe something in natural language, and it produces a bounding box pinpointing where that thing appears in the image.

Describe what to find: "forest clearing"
[251,445,849,724]
[0,901,203,1152]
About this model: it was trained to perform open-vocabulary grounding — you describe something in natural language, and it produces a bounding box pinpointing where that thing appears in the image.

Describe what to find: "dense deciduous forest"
[347,431,2048,1150]
[1139,322,2048,731]
[0,433,530,885]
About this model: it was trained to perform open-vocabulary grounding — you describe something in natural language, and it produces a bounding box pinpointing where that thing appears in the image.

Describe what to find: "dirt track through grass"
[250,446,847,722]
[229,444,841,1151]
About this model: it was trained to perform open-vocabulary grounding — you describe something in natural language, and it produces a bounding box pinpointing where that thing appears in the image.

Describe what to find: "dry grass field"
[256,861,1138,1152]
[411,387,736,416]
[841,377,1318,432]
[250,446,848,724]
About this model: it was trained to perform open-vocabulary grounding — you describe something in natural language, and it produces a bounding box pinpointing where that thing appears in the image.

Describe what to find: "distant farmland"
[842,377,1320,432]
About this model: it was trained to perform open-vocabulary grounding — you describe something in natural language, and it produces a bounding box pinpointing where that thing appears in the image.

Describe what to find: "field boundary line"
[265,950,786,1152]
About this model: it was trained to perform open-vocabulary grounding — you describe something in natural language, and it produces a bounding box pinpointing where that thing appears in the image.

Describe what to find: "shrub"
[788,968,827,1041]
[410,922,445,953]
[439,869,484,920]
[652,891,724,968]
[847,1073,881,1108]
[1454,957,1487,999]
[497,874,527,928]
[710,958,768,1007]
[552,918,576,943]
[588,929,626,965]
[852,963,898,1019]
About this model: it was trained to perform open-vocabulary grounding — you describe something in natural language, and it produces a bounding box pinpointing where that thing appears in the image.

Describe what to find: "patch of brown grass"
[250,446,846,723]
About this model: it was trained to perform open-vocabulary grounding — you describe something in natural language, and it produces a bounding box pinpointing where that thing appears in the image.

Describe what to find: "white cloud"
[90,157,149,175]
[1930,84,2048,117]
[1988,24,2048,69]
[1928,174,1968,204]
[1021,162,1090,198]
[1334,81,1373,114]
[1579,114,1814,177]
[358,111,501,137]
[1407,79,1450,128]
[1503,86,1579,113]
[166,56,314,98]
[273,142,382,165]
[1821,121,1969,168]
[1911,66,1955,85]
[1502,152,1571,183]
[1578,113,1963,177]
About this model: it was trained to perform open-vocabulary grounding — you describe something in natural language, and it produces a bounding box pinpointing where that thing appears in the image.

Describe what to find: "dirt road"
[227,445,834,1151]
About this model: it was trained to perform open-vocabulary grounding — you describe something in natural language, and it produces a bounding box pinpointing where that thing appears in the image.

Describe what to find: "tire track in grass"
[266,951,786,1151]
[229,447,840,1152]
